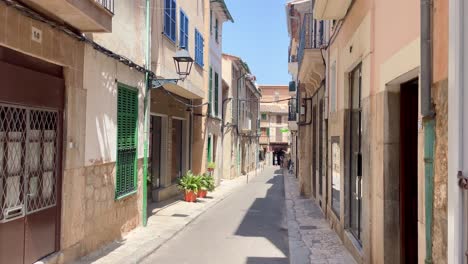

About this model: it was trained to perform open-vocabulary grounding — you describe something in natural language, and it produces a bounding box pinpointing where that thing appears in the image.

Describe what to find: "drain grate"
[172,214,189,217]
[299,225,317,230]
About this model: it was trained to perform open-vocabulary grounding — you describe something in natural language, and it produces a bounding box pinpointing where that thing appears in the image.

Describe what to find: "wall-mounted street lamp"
[173,48,194,80]
[152,48,194,88]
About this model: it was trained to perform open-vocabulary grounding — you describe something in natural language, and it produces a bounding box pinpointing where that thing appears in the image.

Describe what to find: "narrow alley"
[0,0,463,263]
[142,167,290,264]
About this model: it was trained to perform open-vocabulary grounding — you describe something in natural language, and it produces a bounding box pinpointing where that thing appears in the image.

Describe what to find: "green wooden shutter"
[214,72,219,117]
[208,67,213,116]
[116,84,138,199]
[207,135,212,162]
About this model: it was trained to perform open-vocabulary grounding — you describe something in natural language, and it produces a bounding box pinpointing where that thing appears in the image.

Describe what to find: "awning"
[151,79,204,100]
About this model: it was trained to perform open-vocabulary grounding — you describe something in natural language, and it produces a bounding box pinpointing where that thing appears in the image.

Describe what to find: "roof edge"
[211,0,234,23]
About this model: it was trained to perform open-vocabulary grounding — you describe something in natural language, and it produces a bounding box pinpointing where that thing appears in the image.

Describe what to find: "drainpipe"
[421,0,434,262]
[142,0,151,227]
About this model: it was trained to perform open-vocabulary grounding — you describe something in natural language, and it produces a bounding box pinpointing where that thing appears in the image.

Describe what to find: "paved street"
[142,167,290,264]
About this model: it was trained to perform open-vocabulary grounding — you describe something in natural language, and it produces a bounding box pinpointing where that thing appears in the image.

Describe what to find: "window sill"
[163,33,176,45]
[195,62,204,69]
[208,115,222,122]
[115,189,137,201]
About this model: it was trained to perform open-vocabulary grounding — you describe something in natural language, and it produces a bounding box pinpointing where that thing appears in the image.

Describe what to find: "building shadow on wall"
[234,170,289,263]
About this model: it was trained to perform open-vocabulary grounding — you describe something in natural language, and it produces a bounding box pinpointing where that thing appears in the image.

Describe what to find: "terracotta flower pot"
[184,190,197,202]
[197,190,207,198]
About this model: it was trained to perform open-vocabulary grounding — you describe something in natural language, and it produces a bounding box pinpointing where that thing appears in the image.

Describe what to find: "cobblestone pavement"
[283,169,356,264]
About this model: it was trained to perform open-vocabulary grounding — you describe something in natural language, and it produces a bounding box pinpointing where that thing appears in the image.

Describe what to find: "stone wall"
[61,160,143,263]
[432,80,448,264]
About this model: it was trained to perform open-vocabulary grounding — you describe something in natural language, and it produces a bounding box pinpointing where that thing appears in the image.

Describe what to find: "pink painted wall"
[259,85,290,104]
[373,0,420,94]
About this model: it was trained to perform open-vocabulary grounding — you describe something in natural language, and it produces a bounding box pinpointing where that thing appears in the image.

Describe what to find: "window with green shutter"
[214,72,219,117]
[116,84,138,199]
[207,135,212,162]
[208,67,213,116]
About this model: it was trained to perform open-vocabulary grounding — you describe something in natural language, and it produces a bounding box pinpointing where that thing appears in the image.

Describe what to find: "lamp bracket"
[151,78,180,89]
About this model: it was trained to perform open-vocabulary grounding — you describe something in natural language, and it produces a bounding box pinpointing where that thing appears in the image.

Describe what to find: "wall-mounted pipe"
[142,0,151,227]
[421,0,435,263]
[421,0,433,118]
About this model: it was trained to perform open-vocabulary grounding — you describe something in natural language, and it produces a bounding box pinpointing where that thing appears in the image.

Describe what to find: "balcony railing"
[298,13,326,68]
[95,0,114,14]
[288,98,297,121]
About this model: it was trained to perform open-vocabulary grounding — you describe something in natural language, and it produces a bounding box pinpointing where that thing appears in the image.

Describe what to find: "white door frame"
[448,0,467,262]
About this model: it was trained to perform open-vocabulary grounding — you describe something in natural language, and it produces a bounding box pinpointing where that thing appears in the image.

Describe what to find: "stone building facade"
[0,1,148,263]
[221,54,261,179]
[286,0,450,263]
[259,85,291,166]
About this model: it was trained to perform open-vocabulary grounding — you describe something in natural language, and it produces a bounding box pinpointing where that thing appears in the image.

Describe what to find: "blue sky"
[223,0,290,85]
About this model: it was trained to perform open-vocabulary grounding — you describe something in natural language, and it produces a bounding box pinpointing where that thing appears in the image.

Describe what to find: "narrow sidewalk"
[75,169,262,264]
[283,169,356,264]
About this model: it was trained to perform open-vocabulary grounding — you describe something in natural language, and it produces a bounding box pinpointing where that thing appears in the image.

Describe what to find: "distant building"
[222,54,261,178]
[259,85,291,166]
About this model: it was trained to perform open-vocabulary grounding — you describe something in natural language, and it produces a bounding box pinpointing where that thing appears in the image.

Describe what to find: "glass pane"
[7,133,22,175]
[29,176,38,198]
[350,110,361,239]
[6,176,21,208]
[42,172,53,199]
[331,140,341,216]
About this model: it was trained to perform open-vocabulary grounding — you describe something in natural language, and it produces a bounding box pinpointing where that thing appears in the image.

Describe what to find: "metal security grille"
[116,85,138,199]
[0,105,59,223]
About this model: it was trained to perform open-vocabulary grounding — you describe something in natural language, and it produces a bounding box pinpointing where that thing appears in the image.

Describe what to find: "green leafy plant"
[207,162,216,170]
[200,173,216,192]
[177,171,200,192]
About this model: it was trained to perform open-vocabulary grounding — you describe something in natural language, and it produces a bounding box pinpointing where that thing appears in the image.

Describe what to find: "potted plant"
[197,173,213,198]
[197,173,215,198]
[177,171,199,202]
[207,162,216,172]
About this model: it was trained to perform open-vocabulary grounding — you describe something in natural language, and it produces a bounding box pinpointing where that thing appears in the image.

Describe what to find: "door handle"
[458,171,468,190]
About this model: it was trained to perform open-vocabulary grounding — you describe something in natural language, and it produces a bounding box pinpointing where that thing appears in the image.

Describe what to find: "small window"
[214,72,219,116]
[179,10,189,49]
[208,67,213,116]
[195,29,204,66]
[210,10,213,35]
[215,18,219,43]
[164,0,176,42]
[261,113,267,120]
[116,84,138,199]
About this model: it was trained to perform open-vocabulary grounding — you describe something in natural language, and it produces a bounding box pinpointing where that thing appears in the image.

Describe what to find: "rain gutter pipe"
[421,0,435,262]
[142,0,151,227]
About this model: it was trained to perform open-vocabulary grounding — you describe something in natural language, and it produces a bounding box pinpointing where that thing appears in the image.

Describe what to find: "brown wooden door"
[0,47,64,264]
